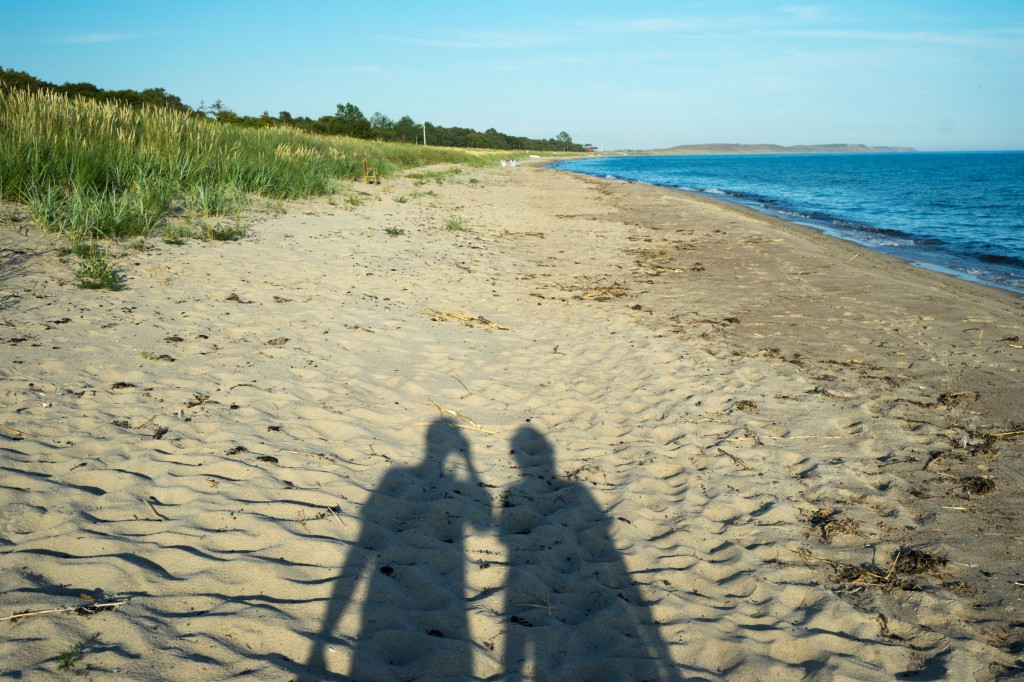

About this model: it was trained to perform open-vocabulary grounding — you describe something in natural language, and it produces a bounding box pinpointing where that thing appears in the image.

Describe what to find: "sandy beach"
[2,162,1022,680]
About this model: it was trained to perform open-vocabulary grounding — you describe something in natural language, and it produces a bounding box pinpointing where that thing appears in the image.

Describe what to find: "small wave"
[977,251,1024,268]
[845,223,917,241]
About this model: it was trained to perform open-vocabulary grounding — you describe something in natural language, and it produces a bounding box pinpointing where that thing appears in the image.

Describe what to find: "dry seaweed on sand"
[832,548,947,593]
[578,283,629,301]
[809,508,861,542]
[892,548,948,575]
[959,476,996,496]
[829,561,918,593]
[420,308,510,331]
[791,546,946,594]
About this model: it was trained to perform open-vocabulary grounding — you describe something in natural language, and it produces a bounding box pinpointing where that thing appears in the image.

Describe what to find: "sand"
[1,162,1022,680]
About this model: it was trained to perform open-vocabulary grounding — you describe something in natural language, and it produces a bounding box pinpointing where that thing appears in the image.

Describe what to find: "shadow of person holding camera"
[306,417,491,681]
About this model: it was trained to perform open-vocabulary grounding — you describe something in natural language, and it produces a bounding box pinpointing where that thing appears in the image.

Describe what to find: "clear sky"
[2,1,1022,151]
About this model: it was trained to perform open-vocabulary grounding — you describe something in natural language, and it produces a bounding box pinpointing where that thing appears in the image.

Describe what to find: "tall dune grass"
[0,89,490,240]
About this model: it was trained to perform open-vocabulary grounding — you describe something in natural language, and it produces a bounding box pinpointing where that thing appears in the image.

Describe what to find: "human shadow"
[500,426,686,681]
[306,418,491,681]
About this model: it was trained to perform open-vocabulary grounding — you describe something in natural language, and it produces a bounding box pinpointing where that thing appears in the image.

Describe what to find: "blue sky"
[2,1,1022,150]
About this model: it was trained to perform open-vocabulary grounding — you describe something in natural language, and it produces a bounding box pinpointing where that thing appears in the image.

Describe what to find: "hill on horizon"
[653,143,916,155]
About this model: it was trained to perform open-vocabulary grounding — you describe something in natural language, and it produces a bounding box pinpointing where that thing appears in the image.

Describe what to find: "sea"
[552,152,1024,295]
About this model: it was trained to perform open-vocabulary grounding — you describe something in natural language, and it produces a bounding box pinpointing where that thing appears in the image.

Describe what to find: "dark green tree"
[331,102,371,138]
[393,115,420,143]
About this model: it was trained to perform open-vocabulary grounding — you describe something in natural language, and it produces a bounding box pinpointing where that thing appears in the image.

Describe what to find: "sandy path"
[1,164,1022,680]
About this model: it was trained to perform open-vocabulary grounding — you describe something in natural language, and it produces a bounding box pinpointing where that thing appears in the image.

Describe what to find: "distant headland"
[649,143,916,155]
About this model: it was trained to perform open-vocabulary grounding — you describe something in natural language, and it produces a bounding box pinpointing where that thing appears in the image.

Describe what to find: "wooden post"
[423,122,427,146]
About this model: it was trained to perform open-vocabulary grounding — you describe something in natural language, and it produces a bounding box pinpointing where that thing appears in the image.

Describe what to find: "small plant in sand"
[262,199,288,216]
[444,216,470,232]
[196,212,247,241]
[202,223,247,241]
[56,642,82,671]
[74,250,123,290]
[385,227,405,237]
[408,167,463,185]
[162,222,192,245]
[407,189,436,201]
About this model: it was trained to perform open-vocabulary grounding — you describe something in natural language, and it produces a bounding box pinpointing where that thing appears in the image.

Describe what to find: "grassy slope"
[0,89,522,242]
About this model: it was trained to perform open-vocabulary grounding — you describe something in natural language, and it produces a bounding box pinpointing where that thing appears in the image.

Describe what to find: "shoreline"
[550,153,1024,297]
[556,168,1024,414]
[1,163,1022,679]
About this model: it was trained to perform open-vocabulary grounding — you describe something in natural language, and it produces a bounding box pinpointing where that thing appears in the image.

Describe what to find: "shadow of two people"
[306,418,682,681]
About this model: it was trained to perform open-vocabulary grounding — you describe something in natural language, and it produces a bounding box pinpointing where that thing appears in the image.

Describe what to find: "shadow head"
[510,425,555,471]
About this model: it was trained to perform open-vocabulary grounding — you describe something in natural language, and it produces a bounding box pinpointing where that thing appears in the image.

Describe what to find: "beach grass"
[444,216,470,232]
[0,88,501,242]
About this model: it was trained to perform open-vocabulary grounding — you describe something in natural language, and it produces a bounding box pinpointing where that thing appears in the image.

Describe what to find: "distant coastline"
[646,143,916,155]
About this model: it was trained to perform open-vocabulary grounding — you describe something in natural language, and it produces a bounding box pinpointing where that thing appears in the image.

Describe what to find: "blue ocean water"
[553,152,1024,294]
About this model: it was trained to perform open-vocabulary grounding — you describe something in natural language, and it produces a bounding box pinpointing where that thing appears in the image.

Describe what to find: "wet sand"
[1,163,1022,680]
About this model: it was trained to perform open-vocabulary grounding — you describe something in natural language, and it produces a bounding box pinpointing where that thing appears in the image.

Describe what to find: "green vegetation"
[1,66,591,151]
[56,642,82,671]
[444,216,470,232]
[1,66,192,114]
[162,223,192,245]
[407,167,464,185]
[384,227,405,237]
[0,88,494,243]
[0,68,585,293]
[73,247,124,290]
[201,222,247,242]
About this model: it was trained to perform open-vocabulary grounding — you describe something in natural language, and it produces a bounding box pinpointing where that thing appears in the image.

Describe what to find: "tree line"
[0,67,587,152]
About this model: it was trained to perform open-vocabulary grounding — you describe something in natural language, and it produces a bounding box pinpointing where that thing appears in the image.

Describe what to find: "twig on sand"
[1,601,127,623]
[419,399,496,435]
[145,497,165,521]
[717,447,753,470]
[280,448,334,462]
[453,374,473,398]
[1,424,31,439]
[420,308,511,331]
[513,596,556,616]
[327,506,347,526]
